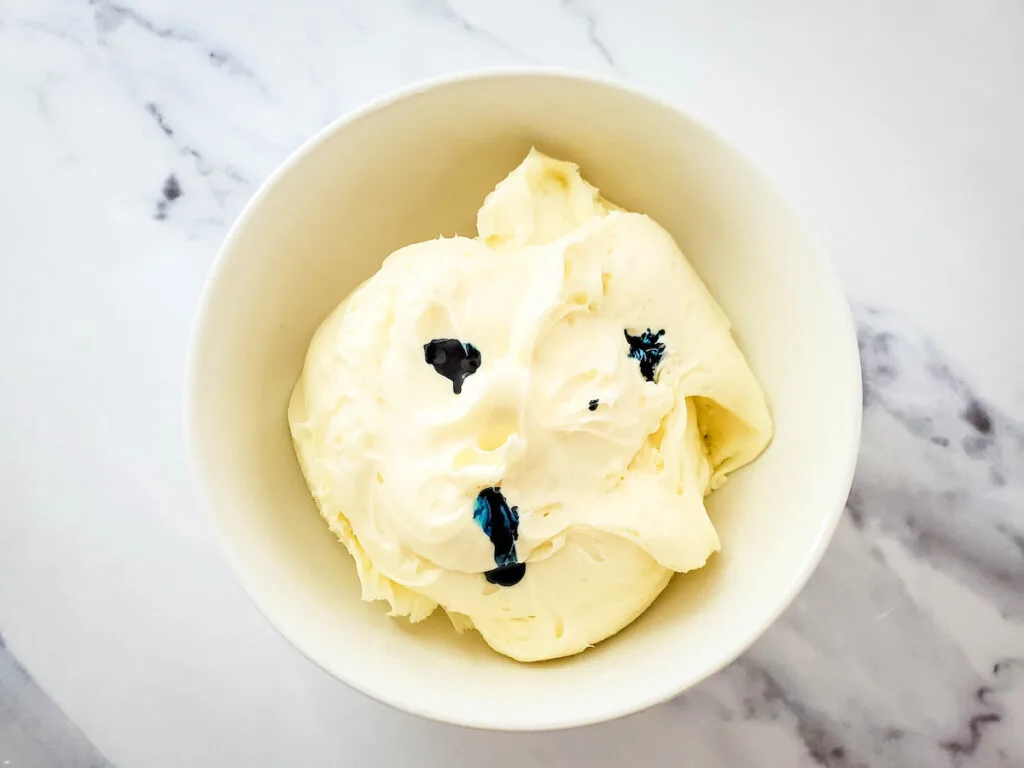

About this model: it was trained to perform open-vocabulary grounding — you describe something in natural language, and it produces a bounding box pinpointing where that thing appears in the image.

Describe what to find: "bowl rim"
[185,66,863,731]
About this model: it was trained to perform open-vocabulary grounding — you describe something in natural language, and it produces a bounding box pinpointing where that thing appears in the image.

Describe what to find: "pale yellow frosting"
[289,149,772,661]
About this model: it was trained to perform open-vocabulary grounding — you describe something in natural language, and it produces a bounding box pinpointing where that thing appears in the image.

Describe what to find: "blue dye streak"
[473,487,525,586]
[625,328,666,382]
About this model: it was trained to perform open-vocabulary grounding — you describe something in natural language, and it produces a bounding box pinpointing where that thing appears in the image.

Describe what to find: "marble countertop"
[2,1,1023,766]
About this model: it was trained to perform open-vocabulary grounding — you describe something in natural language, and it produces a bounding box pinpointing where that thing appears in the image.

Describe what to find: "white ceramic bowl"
[187,70,861,731]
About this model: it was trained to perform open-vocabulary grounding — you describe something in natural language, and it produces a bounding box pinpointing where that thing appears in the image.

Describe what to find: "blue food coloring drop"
[486,562,526,587]
[423,338,481,394]
[625,328,666,382]
[473,487,525,586]
[588,399,599,411]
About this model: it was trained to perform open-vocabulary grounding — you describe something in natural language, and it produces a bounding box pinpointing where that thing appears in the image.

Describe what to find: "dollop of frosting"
[288,149,772,661]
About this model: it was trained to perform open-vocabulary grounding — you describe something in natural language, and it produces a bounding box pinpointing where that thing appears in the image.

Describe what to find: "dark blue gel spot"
[588,399,599,411]
[625,328,666,382]
[423,338,481,394]
[486,562,526,587]
[473,487,525,586]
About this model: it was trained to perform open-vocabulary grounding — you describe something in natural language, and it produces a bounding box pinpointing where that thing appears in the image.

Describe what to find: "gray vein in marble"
[939,660,1021,759]
[941,713,1001,757]
[413,0,532,62]
[142,101,249,216]
[88,0,254,78]
[712,592,1009,766]
[145,102,176,140]
[854,306,1024,619]
[0,632,114,768]
[155,173,183,221]
[560,0,615,66]
[678,645,1006,768]
[733,659,856,767]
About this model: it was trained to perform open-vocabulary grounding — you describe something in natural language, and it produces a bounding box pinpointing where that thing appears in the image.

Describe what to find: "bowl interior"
[188,72,861,730]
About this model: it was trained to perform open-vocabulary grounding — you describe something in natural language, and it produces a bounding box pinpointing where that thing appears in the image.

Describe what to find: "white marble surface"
[1,1,1023,766]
